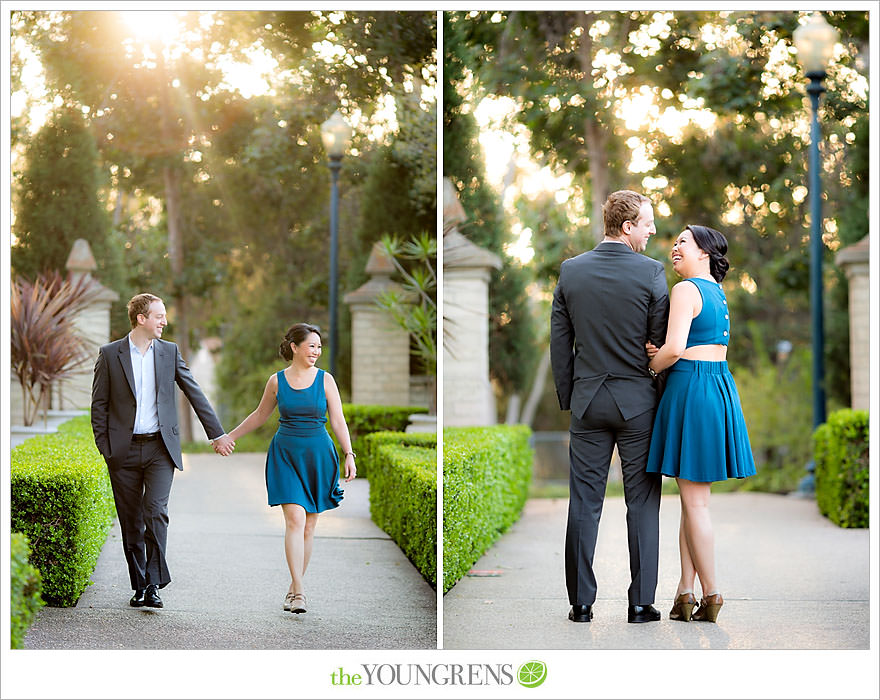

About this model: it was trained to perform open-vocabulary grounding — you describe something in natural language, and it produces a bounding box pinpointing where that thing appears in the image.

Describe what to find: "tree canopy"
[445,10,868,417]
[11,10,437,425]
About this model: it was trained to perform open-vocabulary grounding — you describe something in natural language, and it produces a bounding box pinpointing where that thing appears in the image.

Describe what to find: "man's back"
[551,241,668,420]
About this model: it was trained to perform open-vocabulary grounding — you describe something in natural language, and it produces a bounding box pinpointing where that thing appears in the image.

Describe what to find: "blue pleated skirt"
[646,359,756,483]
[265,425,344,512]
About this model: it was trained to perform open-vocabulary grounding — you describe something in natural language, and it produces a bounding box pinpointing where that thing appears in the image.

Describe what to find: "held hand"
[212,435,235,457]
[344,453,357,482]
[645,342,659,359]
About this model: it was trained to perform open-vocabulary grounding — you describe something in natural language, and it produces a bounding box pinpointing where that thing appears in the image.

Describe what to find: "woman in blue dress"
[645,225,755,624]
[227,323,356,614]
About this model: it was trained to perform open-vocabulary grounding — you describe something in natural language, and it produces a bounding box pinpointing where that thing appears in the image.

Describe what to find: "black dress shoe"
[568,604,593,622]
[129,589,145,607]
[144,584,163,608]
[628,604,661,623]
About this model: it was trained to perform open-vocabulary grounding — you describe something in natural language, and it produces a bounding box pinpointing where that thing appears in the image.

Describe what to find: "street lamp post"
[320,110,352,377]
[793,12,839,493]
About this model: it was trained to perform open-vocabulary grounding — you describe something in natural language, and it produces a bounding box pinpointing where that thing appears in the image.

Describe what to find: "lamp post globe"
[793,12,839,78]
[319,110,352,377]
[793,12,838,493]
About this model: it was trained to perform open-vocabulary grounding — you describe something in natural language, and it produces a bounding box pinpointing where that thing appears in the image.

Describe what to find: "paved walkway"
[444,492,870,650]
[24,453,436,650]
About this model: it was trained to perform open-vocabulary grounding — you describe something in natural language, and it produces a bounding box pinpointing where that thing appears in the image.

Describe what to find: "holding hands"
[212,434,236,457]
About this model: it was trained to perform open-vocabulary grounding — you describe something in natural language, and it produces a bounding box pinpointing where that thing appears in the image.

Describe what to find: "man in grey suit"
[550,190,669,624]
[91,293,235,608]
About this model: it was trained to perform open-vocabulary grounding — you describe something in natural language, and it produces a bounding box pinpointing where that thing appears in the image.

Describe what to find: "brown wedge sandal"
[669,592,697,622]
[692,593,723,622]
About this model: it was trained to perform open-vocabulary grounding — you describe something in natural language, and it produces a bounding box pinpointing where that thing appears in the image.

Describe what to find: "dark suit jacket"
[550,242,670,421]
[91,337,224,471]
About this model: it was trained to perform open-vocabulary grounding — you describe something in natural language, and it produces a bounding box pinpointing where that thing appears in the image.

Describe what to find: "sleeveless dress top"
[685,277,730,347]
[265,368,344,511]
[646,277,756,482]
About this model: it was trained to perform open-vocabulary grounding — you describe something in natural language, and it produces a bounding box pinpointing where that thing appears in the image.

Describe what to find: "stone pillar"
[53,239,120,411]
[835,235,869,411]
[443,178,502,426]
[343,242,412,406]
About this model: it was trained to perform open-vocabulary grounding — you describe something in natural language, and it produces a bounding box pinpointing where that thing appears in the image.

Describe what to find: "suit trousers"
[107,437,176,590]
[565,383,662,606]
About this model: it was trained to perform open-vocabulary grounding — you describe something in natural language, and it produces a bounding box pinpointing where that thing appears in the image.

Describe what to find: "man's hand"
[212,434,235,456]
[645,342,660,359]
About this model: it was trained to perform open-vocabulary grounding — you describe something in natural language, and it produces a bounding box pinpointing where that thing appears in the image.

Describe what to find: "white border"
[3,4,879,700]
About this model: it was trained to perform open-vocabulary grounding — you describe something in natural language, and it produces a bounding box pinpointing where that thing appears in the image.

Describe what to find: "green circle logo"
[517,660,547,688]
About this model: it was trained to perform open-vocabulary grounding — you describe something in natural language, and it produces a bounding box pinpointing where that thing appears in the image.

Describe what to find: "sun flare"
[120,11,182,45]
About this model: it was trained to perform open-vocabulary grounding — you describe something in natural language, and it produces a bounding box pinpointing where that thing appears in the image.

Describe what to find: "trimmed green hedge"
[342,405,429,479]
[443,425,533,593]
[814,409,869,528]
[11,415,116,606]
[364,431,437,587]
[10,532,44,649]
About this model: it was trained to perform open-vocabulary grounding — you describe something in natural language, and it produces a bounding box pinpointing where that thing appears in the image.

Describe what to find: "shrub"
[10,415,116,606]
[10,532,44,649]
[364,432,437,587]
[340,405,429,478]
[442,425,533,593]
[814,409,869,528]
[733,346,815,493]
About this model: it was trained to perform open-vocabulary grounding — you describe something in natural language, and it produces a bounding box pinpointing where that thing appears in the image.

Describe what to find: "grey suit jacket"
[91,337,224,470]
[550,242,670,421]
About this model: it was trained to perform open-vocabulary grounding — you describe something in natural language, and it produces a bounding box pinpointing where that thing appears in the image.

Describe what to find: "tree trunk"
[520,347,551,427]
[164,164,193,443]
[157,43,193,443]
[576,15,610,243]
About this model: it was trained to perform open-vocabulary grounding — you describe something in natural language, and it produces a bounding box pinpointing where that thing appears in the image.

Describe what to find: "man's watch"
[648,367,658,379]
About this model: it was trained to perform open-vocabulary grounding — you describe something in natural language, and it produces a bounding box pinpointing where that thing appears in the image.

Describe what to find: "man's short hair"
[603,190,650,238]
[127,293,163,328]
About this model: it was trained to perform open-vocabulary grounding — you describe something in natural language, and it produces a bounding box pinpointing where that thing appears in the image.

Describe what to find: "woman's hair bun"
[686,225,730,283]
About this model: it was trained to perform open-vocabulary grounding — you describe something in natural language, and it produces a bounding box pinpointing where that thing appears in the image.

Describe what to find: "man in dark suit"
[550,190,669,624]
[91,293,235,608]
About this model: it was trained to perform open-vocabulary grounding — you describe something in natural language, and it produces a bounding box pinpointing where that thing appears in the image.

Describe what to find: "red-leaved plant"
[11,272,101,426]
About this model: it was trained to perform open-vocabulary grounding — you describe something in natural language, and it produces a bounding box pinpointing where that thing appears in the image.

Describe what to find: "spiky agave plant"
[11,272,101,426]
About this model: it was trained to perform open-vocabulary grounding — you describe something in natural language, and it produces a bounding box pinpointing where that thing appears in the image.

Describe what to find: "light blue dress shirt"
[129,335,160,434]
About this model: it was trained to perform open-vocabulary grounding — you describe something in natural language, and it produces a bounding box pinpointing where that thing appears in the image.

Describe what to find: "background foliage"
[445,11,868,493]
[11,10,437,429]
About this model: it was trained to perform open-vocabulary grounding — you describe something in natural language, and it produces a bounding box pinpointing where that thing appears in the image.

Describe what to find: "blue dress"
[646,278,757,483]
[265,369,344,510]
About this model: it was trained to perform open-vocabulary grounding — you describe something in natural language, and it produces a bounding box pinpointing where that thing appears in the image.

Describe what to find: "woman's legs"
[302,512,319,575]
[676,478,717,597]
[281,503,308,595]
[676,507,698,596]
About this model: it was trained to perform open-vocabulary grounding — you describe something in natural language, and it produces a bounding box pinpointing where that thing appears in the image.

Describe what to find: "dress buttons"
[723,331,728,336]
[725,314,729,320]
